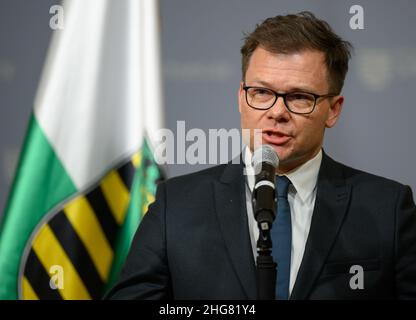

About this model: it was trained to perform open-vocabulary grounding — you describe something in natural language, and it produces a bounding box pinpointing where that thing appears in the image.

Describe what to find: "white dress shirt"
[243,147,322,296]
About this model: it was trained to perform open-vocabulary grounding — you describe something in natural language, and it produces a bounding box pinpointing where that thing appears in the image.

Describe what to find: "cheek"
[240,108,254,129]
[297,117,326,144]
[240,109,264,149]
[240,107,265,130]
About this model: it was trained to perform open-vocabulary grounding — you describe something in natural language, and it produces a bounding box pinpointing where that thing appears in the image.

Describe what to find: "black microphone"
[251,144,279,300]
[251,144,279,230]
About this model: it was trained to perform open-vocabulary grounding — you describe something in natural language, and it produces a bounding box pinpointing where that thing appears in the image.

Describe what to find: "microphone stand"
[256,219,277,300]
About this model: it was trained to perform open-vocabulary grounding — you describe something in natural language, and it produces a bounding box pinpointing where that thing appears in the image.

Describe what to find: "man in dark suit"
[106,12,416,299]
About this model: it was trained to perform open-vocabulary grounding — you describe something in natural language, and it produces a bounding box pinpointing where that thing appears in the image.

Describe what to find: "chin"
[268,145,289,161]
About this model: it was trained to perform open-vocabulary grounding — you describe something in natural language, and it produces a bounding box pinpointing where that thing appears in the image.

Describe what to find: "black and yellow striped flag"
[20,145,162,299]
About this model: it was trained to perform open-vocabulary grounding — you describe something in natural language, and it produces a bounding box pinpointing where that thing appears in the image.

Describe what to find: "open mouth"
[262,130,291,145]
[266,131,286,137]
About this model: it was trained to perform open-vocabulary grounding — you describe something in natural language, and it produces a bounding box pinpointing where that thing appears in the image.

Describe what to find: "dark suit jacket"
[106,153,416,299]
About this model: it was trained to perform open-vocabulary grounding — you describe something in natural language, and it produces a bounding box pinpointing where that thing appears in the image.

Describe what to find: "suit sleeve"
[104,182,172,299]
[395,185,416,299]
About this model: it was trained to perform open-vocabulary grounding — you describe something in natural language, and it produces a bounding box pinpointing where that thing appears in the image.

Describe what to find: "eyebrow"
[247,79,316,93]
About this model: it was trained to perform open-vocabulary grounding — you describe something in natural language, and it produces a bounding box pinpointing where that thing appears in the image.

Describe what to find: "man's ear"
[325,95,344,128]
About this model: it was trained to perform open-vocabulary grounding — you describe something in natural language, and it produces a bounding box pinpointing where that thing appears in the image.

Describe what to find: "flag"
[0,0,164,299]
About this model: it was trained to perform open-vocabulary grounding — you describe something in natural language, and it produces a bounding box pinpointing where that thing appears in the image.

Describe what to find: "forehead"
[245,47,329,92]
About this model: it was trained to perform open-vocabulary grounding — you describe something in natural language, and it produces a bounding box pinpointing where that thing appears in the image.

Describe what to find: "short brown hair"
[241,11,352,93]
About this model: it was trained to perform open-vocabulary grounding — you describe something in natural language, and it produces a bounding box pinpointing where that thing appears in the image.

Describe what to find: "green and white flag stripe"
[0,0,164,299]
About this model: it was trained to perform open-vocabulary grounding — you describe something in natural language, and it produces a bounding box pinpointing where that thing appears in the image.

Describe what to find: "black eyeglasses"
[243,85,338,114]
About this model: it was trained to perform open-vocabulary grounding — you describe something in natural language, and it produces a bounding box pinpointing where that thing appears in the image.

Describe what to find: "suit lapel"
[290,153,351,299]
[214,161,257,299]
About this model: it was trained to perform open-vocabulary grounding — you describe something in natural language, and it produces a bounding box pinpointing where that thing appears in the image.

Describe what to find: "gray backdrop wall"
[1,0,415,219]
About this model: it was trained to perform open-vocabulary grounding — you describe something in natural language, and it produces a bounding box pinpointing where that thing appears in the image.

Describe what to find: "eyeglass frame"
[242,84,339,115]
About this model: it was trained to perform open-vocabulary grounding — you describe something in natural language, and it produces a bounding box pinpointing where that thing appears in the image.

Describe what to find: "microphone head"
[252,144,279,173]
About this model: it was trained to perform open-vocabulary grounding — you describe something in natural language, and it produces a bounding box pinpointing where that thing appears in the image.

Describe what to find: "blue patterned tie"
[271,175,292,300]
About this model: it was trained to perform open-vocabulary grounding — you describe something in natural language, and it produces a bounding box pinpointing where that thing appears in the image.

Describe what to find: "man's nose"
[267,96,290,119]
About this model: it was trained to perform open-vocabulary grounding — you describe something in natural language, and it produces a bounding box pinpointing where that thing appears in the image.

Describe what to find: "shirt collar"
[244,146,322,203]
